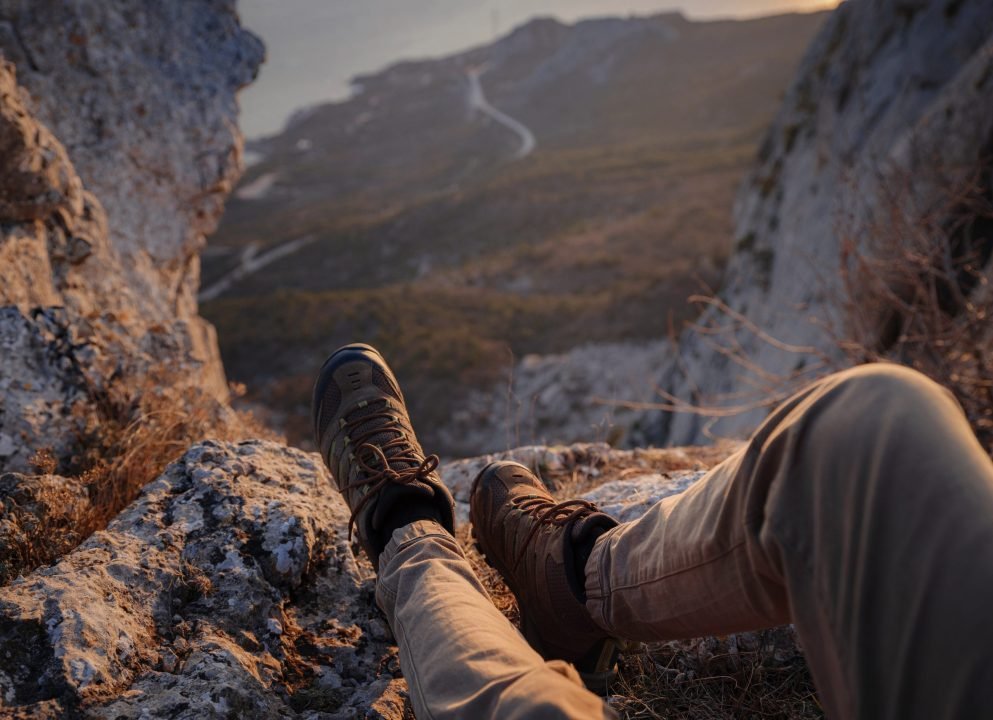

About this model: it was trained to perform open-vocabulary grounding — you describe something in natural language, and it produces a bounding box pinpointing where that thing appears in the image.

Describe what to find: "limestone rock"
[0,2,264,475]
[440,441,734,524]
[0,1,264,338]
[651,0,993,444]
[439,341,672,457]
[0,61,79,223]
[0,440,406,719]
[0,307,87,472]
[580,471,705,523]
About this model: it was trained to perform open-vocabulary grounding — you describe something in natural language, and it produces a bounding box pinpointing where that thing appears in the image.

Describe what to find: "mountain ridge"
[204,9,828,456]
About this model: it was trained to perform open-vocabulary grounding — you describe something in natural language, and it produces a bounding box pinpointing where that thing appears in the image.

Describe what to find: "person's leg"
[376,520,615,719]
[586,363,993,719]
[312,344,612,719]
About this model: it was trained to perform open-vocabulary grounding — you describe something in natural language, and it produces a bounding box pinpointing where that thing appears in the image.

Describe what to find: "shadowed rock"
[0,1,265,477]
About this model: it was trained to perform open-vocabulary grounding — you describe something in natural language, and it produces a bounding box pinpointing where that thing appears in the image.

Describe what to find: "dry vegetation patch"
[0,471,92,585]
[0,370,276,584]
[609,630,822,720]
[650,158,993,458]
[837,163,993,453]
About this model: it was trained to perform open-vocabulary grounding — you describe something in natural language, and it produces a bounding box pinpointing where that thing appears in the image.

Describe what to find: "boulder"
[0,440,404,719]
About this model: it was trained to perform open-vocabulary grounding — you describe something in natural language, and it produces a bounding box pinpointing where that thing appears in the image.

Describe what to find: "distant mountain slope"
[219,12,823,240]
[236,0,811,138]
[471,13,829,148]
[204,11,827,454]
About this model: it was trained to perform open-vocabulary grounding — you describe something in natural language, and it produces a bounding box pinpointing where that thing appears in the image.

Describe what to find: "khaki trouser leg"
[586,363,993,719]
[377,520,616,719]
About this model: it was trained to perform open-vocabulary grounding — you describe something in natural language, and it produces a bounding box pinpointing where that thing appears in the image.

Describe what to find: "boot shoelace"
[511,494,599,569]
[338,406,440,540]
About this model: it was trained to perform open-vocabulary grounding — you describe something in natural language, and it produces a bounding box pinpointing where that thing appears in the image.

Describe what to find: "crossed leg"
[586,364,993,719]
[377,522,614,718]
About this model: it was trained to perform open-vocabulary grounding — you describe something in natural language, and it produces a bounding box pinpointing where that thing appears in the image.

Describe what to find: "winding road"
[200,70,536,302]
[467,68,536,160]
[198,235,316,302]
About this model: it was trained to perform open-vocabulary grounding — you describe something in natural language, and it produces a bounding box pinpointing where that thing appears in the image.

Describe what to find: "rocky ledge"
[0,442,399,719]
[0,439,809,719]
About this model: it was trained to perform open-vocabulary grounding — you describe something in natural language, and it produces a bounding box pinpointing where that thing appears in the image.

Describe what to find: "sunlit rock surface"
[0,441,403,719]
[651,0,993,445]
[0,2,263,473]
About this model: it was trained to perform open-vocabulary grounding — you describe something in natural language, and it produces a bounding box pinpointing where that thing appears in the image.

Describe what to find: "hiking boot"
[470,461,622,693]
[312,343,456,568]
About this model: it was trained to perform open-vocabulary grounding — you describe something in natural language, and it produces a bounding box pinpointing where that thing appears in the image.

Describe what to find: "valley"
[203,10,827,454]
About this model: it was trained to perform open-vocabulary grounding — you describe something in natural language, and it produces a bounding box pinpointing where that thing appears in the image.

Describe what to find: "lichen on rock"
[0,440,406,719]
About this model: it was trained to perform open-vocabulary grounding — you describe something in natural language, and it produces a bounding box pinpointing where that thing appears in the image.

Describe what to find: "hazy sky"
[237,0,841,139]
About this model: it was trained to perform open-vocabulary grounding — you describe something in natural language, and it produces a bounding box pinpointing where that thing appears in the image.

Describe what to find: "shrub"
[837,162,993,453]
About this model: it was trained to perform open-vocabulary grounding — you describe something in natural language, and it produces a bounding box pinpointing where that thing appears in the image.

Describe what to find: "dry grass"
[455,444,821,719]
[0,368,276,584]
[629,155,993,455]
[609,631,822,719]
[836,163,993,453]
[180,557,215,598]
[0,472,92,584]
[76,380,234,528]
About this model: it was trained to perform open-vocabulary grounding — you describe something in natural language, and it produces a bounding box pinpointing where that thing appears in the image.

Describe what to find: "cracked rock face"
[651,0,993,445]
[0,0,264,328]
[0,441,406,719]
[0,2,263,474]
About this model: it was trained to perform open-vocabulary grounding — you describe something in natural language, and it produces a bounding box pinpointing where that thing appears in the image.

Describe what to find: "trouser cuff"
[584,523,619,633]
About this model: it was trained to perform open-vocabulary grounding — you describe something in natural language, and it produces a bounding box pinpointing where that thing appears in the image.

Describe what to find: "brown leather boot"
[470,460,622,693]
[312,343,456,568]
